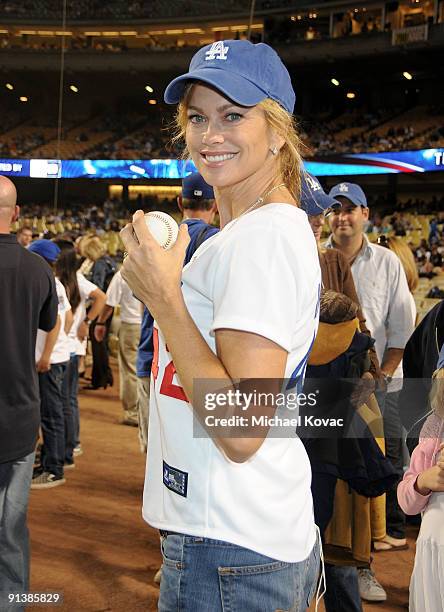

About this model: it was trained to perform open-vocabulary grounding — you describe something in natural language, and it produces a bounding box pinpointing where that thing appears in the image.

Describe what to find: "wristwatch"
[382,372,393,385]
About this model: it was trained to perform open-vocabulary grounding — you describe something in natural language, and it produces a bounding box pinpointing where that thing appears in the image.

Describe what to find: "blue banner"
[1,148,443,179]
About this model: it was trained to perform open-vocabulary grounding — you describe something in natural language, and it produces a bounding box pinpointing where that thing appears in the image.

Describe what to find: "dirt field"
[28,372,415,611]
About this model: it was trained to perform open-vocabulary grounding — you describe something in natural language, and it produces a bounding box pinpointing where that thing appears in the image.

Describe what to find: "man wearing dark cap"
[0,177,58,607]
[177,171,218,258]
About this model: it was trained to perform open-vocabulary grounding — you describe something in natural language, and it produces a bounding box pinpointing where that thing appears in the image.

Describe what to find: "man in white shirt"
[325,182,414,604]
[95,270,142,426]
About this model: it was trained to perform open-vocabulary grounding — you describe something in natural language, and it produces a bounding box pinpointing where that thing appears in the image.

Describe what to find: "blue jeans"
[39,362,68,478]
[0,452,34,612]
[158,533,320,612]
[61,354,79,463]
[323,564,362,612]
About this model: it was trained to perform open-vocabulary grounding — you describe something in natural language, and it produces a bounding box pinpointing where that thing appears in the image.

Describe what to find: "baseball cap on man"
[300,172,340,217]
[28,239,60,263]
[182,172,214,200]
[329,182,368,208]
[164,40,295,114]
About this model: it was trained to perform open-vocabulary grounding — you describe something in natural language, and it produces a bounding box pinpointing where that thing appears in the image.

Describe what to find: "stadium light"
[148,99,157,105]
[403,71,413,80]
[6,83,14,90]
[331,78,340,86]
[346,92,356,99]
[145,85,154,93]
[70,85,79,93]
[19,96,28,102]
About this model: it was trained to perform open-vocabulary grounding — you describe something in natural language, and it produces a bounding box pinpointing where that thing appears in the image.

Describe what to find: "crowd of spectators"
[18,195,179,237]
[301,104,444,155]
[364,203,444,280]
[0,0,247,20]
[1,103,443,160]
[0,33,195,54]
[300,108,398,155]
[0,132,48,157]
[15,193,444,295]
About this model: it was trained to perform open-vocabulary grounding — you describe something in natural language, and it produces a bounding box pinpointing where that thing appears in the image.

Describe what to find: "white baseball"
[144,211,179,250]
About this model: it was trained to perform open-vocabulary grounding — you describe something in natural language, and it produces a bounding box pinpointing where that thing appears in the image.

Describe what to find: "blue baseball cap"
[164,40,295,113]
[182,172,214,200]
[329,182,368,207]
[28,239,60,263]
[300,172,340,217]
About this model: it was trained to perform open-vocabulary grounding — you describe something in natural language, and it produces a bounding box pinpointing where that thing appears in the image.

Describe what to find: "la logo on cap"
[205,41,229,61]
[306,175,321,192]
[339,183,349,192]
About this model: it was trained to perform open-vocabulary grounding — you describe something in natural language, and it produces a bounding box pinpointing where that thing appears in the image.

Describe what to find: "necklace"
[233,182,286,223]
[189,182,287,264]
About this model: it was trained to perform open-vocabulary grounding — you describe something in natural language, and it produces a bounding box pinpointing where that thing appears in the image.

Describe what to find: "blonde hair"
[430,368,444,419]
[387,237,419,293]
[80,236,106,261]
[172,86,304,201]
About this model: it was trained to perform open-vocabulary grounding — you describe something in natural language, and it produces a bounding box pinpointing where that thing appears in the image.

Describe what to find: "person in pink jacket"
[397,343,444,611]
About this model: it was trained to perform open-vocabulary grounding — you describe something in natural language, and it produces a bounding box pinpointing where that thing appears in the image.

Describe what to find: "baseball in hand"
[143,211,179,249]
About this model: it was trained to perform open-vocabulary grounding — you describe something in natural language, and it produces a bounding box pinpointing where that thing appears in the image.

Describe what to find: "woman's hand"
[77,321,89,342]
[415,443,444,495]
[120,210,190,318]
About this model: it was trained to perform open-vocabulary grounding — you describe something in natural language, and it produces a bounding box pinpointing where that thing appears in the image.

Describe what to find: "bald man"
[0,176,58,607]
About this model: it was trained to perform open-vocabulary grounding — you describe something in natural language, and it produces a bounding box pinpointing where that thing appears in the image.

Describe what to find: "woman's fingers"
[132,209,160,247]
[173,223,191,253]
[120,222,139,254]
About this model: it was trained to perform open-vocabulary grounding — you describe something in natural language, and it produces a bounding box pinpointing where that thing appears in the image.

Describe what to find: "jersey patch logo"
[163,461,188,497]
[205,41,229,61]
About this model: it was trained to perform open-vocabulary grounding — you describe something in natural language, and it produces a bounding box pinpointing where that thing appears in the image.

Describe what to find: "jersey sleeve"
[77,272,99,301]
[211,220,311,352]
[39,270,58,332]
[105,271,122,307]
[56,280,71,313]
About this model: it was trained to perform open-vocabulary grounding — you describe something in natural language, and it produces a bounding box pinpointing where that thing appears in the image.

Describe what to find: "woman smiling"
[121,40,321,612]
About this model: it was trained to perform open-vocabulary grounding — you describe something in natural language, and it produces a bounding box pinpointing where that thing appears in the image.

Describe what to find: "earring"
[270,146,278,155]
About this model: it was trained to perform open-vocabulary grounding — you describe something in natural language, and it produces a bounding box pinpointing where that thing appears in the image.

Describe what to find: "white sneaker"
[358,568,387,602]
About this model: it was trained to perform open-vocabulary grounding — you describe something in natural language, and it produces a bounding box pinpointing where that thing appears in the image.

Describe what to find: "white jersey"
[67,272,99,356]
[36,277,71,364]
[143,203,321,562]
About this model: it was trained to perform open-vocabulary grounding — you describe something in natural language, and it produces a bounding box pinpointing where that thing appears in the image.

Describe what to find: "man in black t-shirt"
[0,176,58,606]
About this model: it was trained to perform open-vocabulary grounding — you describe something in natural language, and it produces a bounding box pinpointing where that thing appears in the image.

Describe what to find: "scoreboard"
[1,148,443,179]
